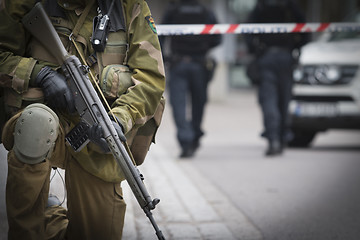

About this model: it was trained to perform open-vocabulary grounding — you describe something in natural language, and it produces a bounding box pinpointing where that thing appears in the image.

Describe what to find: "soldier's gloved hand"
[88,117,126,153]
[35,66,75,113]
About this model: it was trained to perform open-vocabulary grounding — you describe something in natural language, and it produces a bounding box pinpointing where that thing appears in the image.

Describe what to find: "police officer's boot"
[265,139,282,156]
[179,141,195,158]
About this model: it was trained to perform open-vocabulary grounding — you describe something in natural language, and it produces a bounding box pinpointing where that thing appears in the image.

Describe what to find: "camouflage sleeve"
[0,0,40,93]
[111,0,166,133]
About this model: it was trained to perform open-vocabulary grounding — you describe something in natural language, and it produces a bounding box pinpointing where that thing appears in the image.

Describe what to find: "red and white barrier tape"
[157,22,360,35]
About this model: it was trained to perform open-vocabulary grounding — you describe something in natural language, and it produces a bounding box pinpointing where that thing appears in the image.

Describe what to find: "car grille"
[293,65,359,85]
[292,95,354,102]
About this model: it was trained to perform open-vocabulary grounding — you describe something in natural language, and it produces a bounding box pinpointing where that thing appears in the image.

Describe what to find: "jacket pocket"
[100,64,134,99]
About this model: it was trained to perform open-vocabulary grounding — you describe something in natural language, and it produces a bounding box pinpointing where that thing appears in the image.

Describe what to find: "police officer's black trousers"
[257,48,294,142]
[169,58,208,150]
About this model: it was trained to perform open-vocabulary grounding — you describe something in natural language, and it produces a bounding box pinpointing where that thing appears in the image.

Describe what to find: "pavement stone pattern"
[122,144,263,240]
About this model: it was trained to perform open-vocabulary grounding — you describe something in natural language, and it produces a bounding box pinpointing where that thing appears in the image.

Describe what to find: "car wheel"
[288,129,316,147]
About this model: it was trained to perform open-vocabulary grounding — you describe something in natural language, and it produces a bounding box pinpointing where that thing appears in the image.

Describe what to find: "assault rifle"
[22,3,165,239]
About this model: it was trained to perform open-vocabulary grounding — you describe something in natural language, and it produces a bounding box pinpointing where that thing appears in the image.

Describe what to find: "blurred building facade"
[148,0,360,101]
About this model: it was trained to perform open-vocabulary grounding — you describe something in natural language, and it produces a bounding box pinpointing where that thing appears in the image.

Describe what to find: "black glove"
[88,118,126,153]
[35,66,75,113]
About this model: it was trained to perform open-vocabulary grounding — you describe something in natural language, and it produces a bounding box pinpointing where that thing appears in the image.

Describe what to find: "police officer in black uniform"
[246,0,309,156]
[161,0,221,158]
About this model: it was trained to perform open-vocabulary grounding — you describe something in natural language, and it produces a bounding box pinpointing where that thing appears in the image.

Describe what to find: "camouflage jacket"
[0,0,165,182]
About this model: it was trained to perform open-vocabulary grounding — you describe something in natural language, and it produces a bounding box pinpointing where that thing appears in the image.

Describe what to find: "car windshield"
[328,11,360,41]
[330,31,360,41]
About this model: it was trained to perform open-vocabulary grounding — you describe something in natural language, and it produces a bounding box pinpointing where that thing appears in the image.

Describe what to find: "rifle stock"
[22,3,165,239]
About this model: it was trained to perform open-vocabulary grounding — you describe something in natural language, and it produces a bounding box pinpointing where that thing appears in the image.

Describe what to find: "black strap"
[97,0,126,32]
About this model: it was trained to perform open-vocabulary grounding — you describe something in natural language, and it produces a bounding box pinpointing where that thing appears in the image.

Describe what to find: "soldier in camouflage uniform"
[0,0,165,239]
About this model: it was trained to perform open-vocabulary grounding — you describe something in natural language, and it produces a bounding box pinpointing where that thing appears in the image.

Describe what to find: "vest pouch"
[100,32,128,67]
[100,64,134,99]
[127,96,165,166]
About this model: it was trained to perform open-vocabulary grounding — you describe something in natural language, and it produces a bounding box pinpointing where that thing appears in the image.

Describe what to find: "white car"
[289,28,360,147]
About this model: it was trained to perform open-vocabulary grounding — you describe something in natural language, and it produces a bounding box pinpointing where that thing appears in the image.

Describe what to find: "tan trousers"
[4,112,126,240]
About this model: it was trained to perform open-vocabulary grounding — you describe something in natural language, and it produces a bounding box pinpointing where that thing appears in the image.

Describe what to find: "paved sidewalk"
[121,89,263,239]
[122,143,263,240]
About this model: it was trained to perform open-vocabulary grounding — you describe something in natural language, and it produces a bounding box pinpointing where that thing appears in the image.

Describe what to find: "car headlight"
[293,67,303,82]
[326,65,341,82]
[314,65,341,84]
[298,65,357,85]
